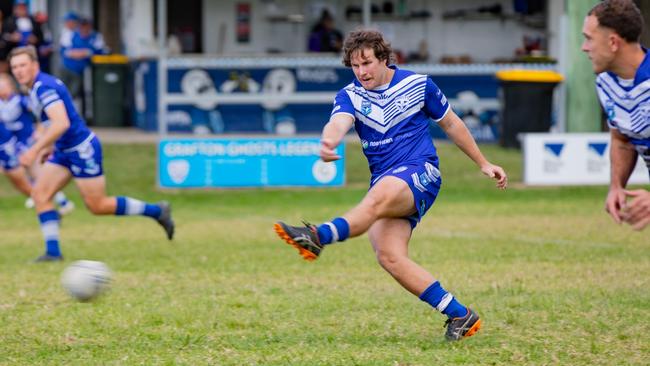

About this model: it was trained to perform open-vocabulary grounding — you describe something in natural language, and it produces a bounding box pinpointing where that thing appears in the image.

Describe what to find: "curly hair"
[588,0,644,43]
[342,29,395,67]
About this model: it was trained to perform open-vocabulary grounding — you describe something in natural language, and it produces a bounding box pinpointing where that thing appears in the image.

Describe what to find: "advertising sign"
[158,137,345,188]
[522,133,648,185]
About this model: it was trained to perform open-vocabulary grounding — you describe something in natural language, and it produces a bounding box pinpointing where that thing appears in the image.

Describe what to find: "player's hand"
[19,148,37,168]
[605,187,626,224]
[39,146,53,164]
[480,163,507,189]
[620,189,650,230]
[320,138,340,162]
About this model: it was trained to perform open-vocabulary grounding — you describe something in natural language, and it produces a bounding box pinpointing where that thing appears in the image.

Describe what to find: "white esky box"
[522,133,648,185]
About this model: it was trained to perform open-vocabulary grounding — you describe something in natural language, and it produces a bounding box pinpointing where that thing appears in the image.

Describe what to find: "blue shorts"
[0,139,19,171]
[48,134,103,178]
[370,159,442,229]
[15,136,34,156]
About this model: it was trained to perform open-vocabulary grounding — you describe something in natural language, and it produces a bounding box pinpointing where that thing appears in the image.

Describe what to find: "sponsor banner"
[132,59,511,141]
[522,133,648,185]
[158,138,345,188]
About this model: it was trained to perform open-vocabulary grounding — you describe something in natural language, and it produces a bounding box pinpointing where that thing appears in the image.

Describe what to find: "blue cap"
[63,11,79,21]
[14,0,27,5]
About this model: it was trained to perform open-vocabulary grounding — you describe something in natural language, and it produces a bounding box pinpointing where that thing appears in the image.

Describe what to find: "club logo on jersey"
[605,99,616,120]
[361,139,369,149]
[394,96,409,112]
[361,99,372,116]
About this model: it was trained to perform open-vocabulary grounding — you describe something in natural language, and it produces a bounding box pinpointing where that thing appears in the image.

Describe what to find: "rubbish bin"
[91,54,129,127]
[495,69,563,148]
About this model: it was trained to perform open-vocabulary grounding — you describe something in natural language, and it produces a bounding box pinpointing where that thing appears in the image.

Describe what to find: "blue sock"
[115,196,162,218]
[419,281,469,319]
[38,210,61,257]
[317,217,350,245]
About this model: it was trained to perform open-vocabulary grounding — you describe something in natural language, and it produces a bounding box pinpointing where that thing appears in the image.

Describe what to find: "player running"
[274,29,507,341]
[0,73,74,214]
[8,45,175,262]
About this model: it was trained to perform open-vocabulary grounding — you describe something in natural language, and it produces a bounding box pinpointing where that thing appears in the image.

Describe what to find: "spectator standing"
[60,17,106,118]
[58,11,78,52]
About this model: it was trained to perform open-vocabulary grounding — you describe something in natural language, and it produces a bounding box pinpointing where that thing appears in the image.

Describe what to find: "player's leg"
[368,217,480,341]
[274,175,414,260]
[31,162,72,261]
[74,176,175,240]
[0,146,30,196]
[69,135,174,239]
[24,145,74,214]
[4,166,32,196]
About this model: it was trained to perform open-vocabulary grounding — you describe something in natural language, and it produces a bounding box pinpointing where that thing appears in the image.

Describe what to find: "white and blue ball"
[61,260,112,301]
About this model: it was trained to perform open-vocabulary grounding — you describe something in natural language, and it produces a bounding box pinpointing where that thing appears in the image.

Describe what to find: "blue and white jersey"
[0,119,14,146]
[29,72,92,151]
[596,50,650,170]
[332,66,450,177]
[0,94,34,144]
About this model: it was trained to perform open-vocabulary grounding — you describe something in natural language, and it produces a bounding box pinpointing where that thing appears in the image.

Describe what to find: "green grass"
[0,142,648,365]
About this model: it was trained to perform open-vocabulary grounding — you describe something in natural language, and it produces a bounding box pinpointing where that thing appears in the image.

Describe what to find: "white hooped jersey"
[331,65,450,178]
[595,51,650,171]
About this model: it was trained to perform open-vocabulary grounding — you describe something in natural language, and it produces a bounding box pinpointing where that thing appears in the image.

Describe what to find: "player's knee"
[84,197,108,215]
[376,250,402,272]
[30,186,51,205]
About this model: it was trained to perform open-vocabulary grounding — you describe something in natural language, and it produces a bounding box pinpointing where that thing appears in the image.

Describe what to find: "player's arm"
[19,101,70,167]
[438,109,507,189]
[320,113,354,162]
[605,128,638,223]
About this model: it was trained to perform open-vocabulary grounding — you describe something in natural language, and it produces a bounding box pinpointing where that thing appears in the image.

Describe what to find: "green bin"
[495,69,563,148]
[91,54,129,126]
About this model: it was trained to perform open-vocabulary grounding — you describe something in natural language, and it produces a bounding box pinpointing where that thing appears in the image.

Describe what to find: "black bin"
[91,54,129,127]
[496,69,563,148]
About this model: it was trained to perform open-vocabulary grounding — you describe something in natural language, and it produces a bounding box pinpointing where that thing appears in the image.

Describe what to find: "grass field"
[0,141,648,365]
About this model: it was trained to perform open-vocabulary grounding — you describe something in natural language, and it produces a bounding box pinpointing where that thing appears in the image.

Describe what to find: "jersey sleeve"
[331,88,355,119]
[36,84,62,112]
[423,78,451,122]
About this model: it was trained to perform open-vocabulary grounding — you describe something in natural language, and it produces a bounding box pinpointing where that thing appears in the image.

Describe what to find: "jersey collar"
[633,47,650,85]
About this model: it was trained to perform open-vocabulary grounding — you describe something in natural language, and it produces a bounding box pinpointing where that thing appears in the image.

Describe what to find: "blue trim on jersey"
[596,80,650,107]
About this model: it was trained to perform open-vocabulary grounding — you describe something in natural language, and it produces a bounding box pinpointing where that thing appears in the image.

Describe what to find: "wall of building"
[201,0,549,63]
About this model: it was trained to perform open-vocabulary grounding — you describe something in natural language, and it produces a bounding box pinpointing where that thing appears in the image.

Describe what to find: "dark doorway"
[155,0,203,53]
